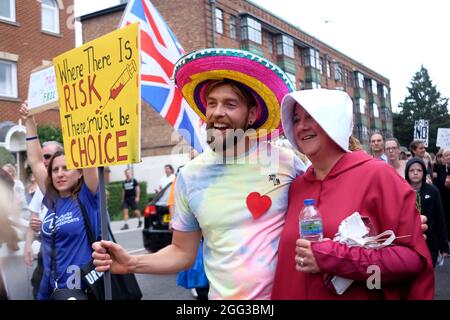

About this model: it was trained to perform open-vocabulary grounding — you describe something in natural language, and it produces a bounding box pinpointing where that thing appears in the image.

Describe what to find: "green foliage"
[107,180,154,221]
[37,124,63,145]
[0,147,15,167]
[394,66,450,153]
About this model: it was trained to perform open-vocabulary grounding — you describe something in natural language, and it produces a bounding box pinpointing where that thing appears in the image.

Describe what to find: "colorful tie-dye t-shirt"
[172,142,305,299]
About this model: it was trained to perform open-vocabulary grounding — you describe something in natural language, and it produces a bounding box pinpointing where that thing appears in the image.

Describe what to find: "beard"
[206,118,249,154]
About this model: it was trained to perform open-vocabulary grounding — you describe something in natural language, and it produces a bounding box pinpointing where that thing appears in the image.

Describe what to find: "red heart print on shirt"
[246,192,272,219]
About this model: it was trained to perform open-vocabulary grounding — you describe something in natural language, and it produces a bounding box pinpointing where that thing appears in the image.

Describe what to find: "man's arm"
[135,182,140,203]
[93,230,202,274]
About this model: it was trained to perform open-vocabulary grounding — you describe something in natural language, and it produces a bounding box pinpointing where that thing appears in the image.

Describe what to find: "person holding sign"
[19,102,100,300]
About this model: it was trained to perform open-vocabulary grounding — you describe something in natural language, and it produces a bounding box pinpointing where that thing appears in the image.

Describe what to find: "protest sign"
[413,119,429,147]
[53,23,140,169]
[436,128,450,149]
[27,64,58,114]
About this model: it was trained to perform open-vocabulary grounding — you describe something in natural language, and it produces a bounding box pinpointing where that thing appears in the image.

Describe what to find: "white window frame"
[372,103,379,118]
[215,8,223,34]
[355,72,364,88]
[333,62,342,81]
[0,0,15,22]
[229,15,236,39]
[358,98,366,114]
[240,16,262,44]
[0,59,18,98]
[276,35,294,58]
[305,48,320,69]
[267,33,273,54]
[41,0,60,34]
[383,85,389,99]
[286,72,297,89]
[371,79,378,95]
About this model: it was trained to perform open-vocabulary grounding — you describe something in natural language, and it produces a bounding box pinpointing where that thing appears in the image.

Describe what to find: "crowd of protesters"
[1,45,448,301]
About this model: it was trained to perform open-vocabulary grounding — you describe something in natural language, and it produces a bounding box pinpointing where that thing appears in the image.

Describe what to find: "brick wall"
[0,0,75,125]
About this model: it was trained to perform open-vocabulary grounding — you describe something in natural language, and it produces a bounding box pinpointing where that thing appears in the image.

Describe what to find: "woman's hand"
[19,101,33,123]
[295,239,321,273]
[29,216,42,233]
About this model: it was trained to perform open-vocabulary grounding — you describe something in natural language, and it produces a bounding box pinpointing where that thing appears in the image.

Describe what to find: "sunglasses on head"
[43,154,52,160]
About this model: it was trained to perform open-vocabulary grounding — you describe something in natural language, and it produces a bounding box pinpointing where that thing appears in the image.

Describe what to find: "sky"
[74,0,450,112]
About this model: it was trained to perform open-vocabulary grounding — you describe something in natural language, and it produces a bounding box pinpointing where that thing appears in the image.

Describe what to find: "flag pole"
[98,166,112,300]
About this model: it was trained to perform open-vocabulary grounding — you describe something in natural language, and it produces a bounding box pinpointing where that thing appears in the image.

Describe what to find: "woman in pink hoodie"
[272,89,434,300]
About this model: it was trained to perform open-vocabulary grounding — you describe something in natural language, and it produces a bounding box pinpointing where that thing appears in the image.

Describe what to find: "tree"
[393,65,449,153]
[0,147,15,167]
[37,124,63,145]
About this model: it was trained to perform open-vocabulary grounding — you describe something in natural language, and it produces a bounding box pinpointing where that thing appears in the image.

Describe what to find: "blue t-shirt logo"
[42,212,56,236]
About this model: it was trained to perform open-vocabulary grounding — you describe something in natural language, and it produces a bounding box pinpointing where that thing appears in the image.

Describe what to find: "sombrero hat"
[173,48,295,138]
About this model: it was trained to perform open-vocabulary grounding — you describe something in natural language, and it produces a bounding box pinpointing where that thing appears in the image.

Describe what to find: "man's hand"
[135,197,140,203]
[92,240,134,274]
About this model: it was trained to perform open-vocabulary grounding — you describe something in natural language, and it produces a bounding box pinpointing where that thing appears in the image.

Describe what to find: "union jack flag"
[120,0,207,153]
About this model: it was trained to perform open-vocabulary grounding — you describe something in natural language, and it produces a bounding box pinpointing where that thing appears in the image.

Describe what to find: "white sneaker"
[191,288,198,298]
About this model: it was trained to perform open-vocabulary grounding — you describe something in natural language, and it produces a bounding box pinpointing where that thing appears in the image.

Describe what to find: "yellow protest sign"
[53,23,140,169]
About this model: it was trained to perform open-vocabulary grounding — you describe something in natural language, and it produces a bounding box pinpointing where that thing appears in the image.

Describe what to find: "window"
[240,17,262,44]
[372,103,379,118]
[276,35,294,58]
[355,72,364,88]
[306,81,320,89]
[41,0,60,33]
[0,60,18,98]
[305,48,320,69]
[267,33,273,54]
[229,15,236,39]
[358,98,366,114]
[215,8,223,34]
[299,80,305,90]
[297,48,302,65]
[371,79,378,95]
[326,62,331,78]
[333,62,342,81]
[319,58,324,75]
[0,0,15,22]
[383,85,389,99]
[286,72,297,89]
[357,125,369,141]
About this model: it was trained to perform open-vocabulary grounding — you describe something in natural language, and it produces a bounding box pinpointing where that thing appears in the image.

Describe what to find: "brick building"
[81,0,393,155]
[0,0,75,179]
[80,0,393,189]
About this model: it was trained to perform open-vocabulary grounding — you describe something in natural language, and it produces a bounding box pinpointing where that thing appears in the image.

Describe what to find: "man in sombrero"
[92,48,306,299]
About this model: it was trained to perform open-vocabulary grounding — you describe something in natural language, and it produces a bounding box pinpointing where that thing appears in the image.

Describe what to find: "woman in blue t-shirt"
[20,102,99,300]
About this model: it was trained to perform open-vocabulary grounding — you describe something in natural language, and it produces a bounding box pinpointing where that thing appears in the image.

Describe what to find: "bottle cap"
[303,199,315,206]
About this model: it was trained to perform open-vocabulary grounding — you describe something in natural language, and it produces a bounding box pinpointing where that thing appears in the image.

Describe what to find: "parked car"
[142,182,173,252]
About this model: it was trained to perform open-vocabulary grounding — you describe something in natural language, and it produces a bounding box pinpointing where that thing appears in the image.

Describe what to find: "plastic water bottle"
[299,199,323,241]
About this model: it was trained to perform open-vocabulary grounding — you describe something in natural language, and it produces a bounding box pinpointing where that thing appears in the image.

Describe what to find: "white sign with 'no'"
[414,119,429,147]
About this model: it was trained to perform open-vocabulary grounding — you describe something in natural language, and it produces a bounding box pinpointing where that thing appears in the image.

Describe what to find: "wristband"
[26,136,38,141]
